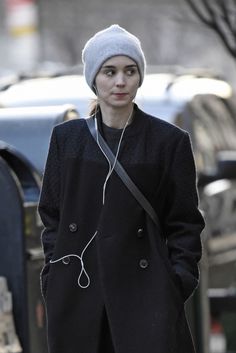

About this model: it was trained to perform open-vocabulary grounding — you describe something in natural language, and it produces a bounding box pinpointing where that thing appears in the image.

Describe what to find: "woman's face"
[94,55,140,110]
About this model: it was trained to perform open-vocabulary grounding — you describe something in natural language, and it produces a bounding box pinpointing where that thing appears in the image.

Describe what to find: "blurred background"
[0,1,236,353]
[0,0,235,85]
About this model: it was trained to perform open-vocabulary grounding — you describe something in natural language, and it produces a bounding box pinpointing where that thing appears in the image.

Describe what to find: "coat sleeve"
[163,131,205,301]
[38,127,61,268]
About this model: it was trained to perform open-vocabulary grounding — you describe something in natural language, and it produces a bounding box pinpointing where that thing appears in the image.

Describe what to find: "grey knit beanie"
[82,24,146,92]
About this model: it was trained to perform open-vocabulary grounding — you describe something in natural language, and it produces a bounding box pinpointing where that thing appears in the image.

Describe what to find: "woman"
[39,25,205,353]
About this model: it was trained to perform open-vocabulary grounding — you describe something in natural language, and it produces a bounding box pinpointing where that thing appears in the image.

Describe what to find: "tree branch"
[207,0,236,56]
[185,0,236,59]
[185,0,213,26]
[222,0,236,36]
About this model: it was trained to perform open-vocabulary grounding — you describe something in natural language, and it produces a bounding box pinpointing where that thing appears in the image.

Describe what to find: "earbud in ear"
[93,85,97,93]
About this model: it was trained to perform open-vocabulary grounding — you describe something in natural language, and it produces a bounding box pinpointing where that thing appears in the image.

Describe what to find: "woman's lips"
[113,93,128,98]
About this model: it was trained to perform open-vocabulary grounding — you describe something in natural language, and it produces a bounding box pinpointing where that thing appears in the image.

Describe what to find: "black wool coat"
[38,105,205,353]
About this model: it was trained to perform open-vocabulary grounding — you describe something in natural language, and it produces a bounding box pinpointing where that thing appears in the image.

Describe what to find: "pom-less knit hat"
[82,24,146,92]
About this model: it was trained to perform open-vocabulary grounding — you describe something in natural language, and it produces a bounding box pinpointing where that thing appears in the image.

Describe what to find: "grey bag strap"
[86,117,161,229]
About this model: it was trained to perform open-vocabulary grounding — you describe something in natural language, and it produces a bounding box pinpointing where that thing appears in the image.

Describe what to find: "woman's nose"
[115,73,125,86]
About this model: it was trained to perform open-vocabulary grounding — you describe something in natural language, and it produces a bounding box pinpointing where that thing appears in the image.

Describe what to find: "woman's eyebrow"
[126,64,138,68]
[101,65,115,69]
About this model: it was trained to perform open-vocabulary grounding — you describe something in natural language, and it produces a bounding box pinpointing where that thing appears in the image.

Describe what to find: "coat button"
[69,223,78,232]
[139,258,149,269]
[137,228,144,238]
[62,256,70,265]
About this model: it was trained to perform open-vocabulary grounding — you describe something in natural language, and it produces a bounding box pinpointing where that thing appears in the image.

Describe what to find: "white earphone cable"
[50,230,98,289]
[95,108,133,204]
[50,104,134,290]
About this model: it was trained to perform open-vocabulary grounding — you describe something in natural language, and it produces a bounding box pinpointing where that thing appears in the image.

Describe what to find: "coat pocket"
[161,251,184,303]
[145,215,184,305]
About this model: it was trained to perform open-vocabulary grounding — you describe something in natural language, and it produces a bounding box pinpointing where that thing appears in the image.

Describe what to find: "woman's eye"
[104,69,115,76]
[126,68,137,76]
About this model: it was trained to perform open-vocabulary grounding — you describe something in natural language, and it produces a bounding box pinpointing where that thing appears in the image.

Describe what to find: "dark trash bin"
[0,105,79,353]
[0,147,46,353]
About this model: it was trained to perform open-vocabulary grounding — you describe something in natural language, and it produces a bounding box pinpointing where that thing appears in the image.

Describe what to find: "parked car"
[0,71,232,119]
[0,71,234,171]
